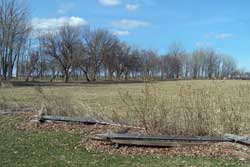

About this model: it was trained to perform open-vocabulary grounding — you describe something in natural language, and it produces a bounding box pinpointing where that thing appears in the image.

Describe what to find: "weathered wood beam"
[95,132,231,142]
[40,115,106,125]
[224,134,250,146]
[39,115,140,129]
[95,132,250,147]
[110,139,209,147]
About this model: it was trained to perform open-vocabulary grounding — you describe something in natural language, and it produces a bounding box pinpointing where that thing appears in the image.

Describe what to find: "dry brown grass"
[117,82,250,136]
[1,80,250,136]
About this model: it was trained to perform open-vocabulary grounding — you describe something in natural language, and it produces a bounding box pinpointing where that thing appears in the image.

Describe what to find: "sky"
[29,0,250,70]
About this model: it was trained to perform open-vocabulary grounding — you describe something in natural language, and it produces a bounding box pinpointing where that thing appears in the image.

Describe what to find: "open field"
[1,80,250,135]
[1,80,250,166]
[1,80,250,111]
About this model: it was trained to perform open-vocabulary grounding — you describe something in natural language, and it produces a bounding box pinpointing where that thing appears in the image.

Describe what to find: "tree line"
[0,0,243,83]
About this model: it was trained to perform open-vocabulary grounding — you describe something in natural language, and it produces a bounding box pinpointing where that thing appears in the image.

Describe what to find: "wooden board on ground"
[110,139,209,147]
[94,132,233,148]
[40,115,104,125]
[224,134,250,146]
[40,115,134,128]
[95,132,231,142]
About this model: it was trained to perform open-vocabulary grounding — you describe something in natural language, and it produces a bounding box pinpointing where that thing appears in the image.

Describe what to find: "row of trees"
[0,0,241,82]
[0,0,30,80]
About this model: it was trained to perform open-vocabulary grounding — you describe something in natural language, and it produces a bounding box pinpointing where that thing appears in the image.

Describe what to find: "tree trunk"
[84,71,90,82]
[7,37,15,80]
[64,70,69,83]
[125,71,129,81]
[2,63,7,80]
[16,55,20,79]
[109,71,113,80]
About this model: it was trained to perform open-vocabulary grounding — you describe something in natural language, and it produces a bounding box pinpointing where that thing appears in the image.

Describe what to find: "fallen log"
[39,115,141,129]
[94,132,250,147]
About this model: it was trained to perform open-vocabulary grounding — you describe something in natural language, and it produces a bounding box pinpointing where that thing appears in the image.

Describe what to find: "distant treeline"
[0,0,246,82]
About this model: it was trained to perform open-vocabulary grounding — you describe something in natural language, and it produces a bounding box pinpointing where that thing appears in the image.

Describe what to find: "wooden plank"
[95,132,250,147]
[110,139,209,147]
[224,134,250,146]
[95,132,231,142]
[40,115,139,129]
[40,115,104,125]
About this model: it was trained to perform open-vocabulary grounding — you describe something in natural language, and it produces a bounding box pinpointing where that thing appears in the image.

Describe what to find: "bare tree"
[82,28,117,81]
[142,50,159,79]
[168,43,185,78]
[206,48,220,79]
[102,38,121,80]
[25,51,39,81]
[221,55,237,78]
[192,49,205,79]
[41,25,82,82]
[0,0,31,80]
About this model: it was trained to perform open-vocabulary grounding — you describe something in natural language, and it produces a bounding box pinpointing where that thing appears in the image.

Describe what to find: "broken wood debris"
[39,115,141,129]
[94,132,250,147]
[40,115,105,125]
[224,134,250,146]
[36,114,250,147]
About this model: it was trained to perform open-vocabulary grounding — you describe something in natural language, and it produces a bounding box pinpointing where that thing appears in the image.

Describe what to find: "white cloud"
[32,17,88,30]
[113,30,130,36]
[112,19,150,29]
[98,0,120,6]
[215,33,234,40]
[57,2,75,14]
[126,4,139,11]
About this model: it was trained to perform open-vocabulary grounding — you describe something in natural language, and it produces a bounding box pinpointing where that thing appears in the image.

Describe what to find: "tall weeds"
[118,82,250,136]
[34,87,76,117]
[33,82,250,136]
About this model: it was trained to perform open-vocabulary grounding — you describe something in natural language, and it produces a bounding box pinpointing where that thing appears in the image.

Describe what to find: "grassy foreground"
[0,115,248,167]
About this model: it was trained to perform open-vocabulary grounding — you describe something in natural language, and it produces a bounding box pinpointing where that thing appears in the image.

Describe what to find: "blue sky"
[29,0,250,70]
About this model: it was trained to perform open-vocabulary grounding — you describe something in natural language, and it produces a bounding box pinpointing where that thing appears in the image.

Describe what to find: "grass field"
[0,114,249,167]
[1,80,250,166]
[1,80,250,111]
[1,80,250,135]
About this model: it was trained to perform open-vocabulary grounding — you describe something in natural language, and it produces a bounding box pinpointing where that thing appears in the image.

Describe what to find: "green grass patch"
[0,115,248,167]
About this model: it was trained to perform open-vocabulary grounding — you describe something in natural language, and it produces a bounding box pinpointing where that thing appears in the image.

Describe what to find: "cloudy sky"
[30,0,250,70]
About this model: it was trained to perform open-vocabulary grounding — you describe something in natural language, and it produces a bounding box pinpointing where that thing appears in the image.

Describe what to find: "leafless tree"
[167,43,185,78]
[25,51,39,81]
[192,49,204,79]
[142,50,159,79]
[41,25,82,82]
[221,55,237,78]
[82,28,117,81]
[102,38,120,80]
[0,0,31,80]
[205,48,221,79]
